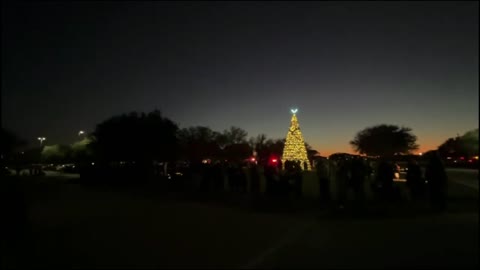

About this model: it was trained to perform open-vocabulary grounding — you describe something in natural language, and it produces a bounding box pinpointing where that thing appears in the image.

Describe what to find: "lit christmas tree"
[282,109,311,170]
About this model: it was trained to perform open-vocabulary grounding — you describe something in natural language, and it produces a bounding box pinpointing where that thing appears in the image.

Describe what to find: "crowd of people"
[314,151,448,212]
[6,148,449,213]
[157,151,449,212]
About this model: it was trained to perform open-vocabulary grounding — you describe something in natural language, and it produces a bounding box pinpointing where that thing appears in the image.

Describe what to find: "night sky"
[2,2,478,156]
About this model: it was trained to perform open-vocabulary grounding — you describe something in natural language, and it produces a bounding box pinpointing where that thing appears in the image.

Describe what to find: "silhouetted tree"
[218,126,250,161]
[223,143,251,162]
[265,138,285,157]
[329,153,354,161]
[461,128,479,153]
[1,128,27,160]
[305,142,319,161]
[437,137,461,157]
[422,150,437,158]
[249,134,267,155]
[71,136,94,163]
[249,134,278,163]
[249,137,285,165]
[178,126,252,162]
[438,128,479,158]
[41,144,72,163]
[222,126,248,145]
[90,110,178,163]
[350,124,419,157]
[178,126,221,162]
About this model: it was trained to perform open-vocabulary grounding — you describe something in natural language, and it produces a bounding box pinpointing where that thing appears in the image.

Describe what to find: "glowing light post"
[78,130,85,136]
[38,137,46,146]
[281,108,312,170]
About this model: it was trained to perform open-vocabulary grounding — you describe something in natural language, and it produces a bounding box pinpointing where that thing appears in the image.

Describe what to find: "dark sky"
[2,1,478,155]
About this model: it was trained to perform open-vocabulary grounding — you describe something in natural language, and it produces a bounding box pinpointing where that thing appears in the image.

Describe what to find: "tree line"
[2,110,478,168]
[1,110,318,167]
[436,128,479,158]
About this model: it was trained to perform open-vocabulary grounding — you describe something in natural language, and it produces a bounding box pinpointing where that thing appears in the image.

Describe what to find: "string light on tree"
[281,108,311,170]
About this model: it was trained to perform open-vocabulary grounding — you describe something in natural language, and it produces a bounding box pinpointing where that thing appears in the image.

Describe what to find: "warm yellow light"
[474,156,479,160]
[282,111,311,170]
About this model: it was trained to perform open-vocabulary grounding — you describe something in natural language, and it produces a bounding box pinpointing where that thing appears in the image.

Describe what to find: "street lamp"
[38,137,46,146]
[78,130,85,136]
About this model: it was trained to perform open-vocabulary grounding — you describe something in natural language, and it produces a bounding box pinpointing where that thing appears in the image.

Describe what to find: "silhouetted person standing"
[376,160,394,201]
[249,164,260,193]
[191,161,203,192]
[236,164,247,193]
[264,165,275,196]
[406,159,424,201]
[227,163,236,192]
[336,159,349,209]
[282,160,294,196]
[316,159,330,203]
[212,162,223,193]
[425,152,448,212]
[350,157,366,208]
[294,162,303,198]
[200,163,212,193]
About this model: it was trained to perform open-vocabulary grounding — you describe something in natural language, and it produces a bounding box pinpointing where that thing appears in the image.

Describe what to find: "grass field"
[2,169,478,269]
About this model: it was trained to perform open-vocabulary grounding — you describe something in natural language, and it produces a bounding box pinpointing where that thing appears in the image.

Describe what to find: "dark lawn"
[2,170,478,269]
